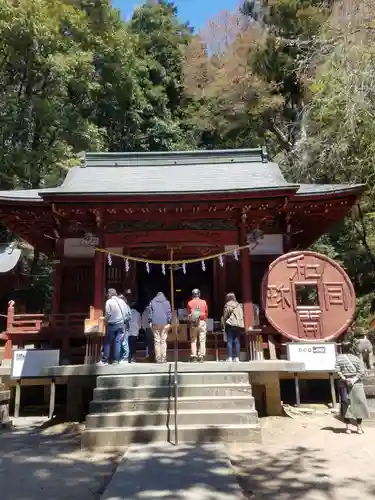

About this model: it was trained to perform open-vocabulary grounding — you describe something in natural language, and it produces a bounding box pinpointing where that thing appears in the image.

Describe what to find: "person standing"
[222,292,244,362]
[187,288,208,362]
[142,305,154,362]
[354,328,373,370]
[118,293,131,363]
[100,288,131,365]
[335,341,370,434]
[128,305,141,363]
[148,292,172,363]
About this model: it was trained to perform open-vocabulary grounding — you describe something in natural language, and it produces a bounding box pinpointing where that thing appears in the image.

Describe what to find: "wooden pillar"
[213,259,219,319]
[51,260,61,315]
[93,246,105,319]
[283,213,292,253]
[239,218,253,329]
[4,301,15,359]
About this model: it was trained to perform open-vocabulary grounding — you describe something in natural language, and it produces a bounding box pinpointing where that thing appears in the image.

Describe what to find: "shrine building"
[0,148,364,364]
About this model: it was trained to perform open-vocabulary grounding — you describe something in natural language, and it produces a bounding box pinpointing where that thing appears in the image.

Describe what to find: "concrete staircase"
[82,370,260,449]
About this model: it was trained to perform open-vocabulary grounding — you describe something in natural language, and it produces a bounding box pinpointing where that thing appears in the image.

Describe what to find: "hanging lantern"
[233,248,239,261]
[201,260,206,271]
[219,254,224,267]
[182,262,186,274]
[107,253,112,266]
[146,262,150,273]
[124,258,130,273]
[162,263,166,275]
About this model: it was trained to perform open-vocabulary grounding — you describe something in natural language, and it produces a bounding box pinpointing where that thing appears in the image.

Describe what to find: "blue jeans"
[103,324,123,363]
[226,326,241,359]
[121,329,129,361]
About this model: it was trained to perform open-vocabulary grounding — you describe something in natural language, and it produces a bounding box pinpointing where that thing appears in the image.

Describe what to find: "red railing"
[4,301,86,335]
[1,301,89,362]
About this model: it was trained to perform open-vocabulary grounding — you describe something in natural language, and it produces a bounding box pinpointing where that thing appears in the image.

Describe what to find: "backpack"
[189,301,202,326]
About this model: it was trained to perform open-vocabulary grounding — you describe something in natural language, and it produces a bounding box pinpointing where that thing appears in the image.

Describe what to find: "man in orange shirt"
[187,288,208,362]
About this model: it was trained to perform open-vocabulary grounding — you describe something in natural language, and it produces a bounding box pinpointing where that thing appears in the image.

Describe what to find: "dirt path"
[2,415,375,500]
[229,415,375,500]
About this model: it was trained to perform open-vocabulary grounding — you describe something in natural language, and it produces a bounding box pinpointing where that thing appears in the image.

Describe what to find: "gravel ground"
[229,415,375,500]
[1,415,375,500]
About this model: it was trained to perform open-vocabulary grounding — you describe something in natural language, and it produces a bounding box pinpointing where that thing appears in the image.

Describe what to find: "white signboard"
[11,349,60,379]
[287,342,337,371]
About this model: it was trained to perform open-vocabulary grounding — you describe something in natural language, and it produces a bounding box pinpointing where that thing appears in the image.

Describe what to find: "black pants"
[344,417,362,425]
[128,336,137,360]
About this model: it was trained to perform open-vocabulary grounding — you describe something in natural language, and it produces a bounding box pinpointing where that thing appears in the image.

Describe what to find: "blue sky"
[112,0,241,30]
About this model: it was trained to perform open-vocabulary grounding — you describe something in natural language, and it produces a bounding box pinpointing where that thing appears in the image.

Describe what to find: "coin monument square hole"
[295,284,320,306]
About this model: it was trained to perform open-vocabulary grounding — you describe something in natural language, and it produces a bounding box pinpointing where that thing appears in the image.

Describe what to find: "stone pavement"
[0,418,121,500]
[101,443,245,500]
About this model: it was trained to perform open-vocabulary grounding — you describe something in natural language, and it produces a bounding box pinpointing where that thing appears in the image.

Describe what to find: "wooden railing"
[4,301,86,335]
[1,301,89,362]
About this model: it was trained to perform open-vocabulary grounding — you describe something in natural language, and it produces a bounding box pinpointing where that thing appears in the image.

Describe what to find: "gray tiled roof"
[0,189,44,201]
[0,149,365,200]
[295,183,364,196]
[55,162,293,195]
[46,148,295,195]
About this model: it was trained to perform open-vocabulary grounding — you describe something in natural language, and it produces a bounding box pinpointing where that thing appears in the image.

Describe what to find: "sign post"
[11,349,60,419]
[286,342,337,371]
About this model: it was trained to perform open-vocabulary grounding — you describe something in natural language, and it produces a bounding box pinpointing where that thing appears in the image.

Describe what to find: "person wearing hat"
[335,340,370,434]
[187,288,208,362]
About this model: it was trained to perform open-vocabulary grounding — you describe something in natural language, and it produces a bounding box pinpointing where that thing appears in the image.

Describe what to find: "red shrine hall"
[0,148,364,363]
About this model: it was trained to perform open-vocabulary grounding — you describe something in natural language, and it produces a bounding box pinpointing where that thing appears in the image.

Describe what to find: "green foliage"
[0,0,107,189]
[0,0,193,190]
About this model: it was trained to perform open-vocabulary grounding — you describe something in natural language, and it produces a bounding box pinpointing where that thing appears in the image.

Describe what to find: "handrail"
[169,249,178,445]
[173,325,179,445]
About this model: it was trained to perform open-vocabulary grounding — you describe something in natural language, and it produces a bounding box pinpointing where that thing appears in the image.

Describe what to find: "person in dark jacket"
[148,292,171,363]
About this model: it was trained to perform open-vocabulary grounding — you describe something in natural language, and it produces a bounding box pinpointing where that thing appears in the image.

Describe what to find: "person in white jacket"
[128,307,141,362]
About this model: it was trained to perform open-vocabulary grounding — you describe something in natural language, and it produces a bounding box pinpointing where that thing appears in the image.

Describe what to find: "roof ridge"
[83,148,266,167]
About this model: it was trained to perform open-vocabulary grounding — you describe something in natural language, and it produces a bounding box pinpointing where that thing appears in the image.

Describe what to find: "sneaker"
[97,360,108,366]
[234,357,240,363]
[161,357,167,363]
[190,356,198,363]
[226,357,232,363]
[119,359,128,364]
[198,356,205,363]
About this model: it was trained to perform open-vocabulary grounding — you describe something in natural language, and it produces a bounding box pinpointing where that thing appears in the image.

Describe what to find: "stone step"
[82,423,261,449]
[97,372,249,388]
[86,408,258,429]
[93,384,252,401]
[89,395,255,413]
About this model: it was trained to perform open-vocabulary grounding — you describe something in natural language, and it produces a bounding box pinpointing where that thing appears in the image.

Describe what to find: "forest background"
[1,0,375,327]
